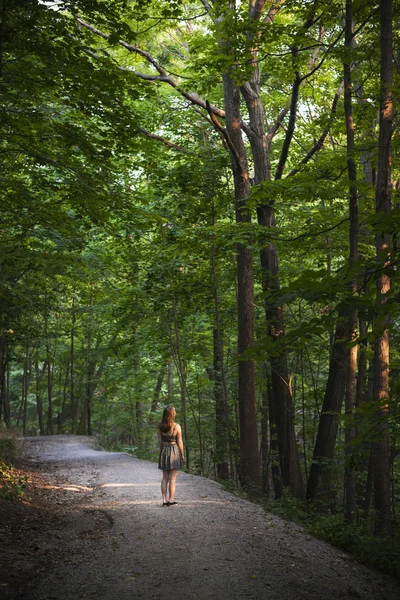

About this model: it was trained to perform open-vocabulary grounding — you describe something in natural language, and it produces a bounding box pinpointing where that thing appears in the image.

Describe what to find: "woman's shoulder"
[174,423,182,433]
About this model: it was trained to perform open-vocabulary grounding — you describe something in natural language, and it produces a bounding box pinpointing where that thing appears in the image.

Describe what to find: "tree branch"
[200,0,213,12]
[205,100,241,167]
[75,18,226,118]
[275,73,301,179]
[266,106,290,149]
[250,0,268,21]
[286,82,344,178]
[263,0,286,24]
[137,127,186,152]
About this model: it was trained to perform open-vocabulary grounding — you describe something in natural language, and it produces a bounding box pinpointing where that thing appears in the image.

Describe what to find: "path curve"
[13,435,400,600]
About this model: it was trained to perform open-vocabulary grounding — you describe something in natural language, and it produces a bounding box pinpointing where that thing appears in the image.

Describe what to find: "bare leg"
[161,471,169,503]
[168,470,179,503]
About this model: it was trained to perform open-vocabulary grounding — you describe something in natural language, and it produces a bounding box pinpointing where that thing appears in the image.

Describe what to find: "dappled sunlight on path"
[16,436,400,600]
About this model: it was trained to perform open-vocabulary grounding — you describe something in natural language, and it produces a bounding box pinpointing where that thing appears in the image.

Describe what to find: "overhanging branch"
[75,18,225,119]
[137,127,186,152]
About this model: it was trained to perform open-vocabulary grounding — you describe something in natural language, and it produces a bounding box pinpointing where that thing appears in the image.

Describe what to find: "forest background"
[1,0,399,579]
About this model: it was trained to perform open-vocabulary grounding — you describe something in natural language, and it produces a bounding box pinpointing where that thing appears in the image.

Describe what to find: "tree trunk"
[22,344,29,436]
[168,358,174,403]
[0,337,9,428]
[239,9,303,497]
[150,366,165,414]
[260,382,270,494]
[343,0,358,523]
[35,360,46,435]
[371,0,393,537]
[173,304,189,471]
[134,351,143,445]
[210,205,233,479]
[213,328,229,479]
[70,298,76,432]
[307,315,348,505]
[3,360,11,429]
[147,366,165,450]
[268,375,283,499]
[223,72,260,486]
[46,343,53,435]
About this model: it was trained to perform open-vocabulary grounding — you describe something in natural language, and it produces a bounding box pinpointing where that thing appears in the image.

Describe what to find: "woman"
[158,405,184,506]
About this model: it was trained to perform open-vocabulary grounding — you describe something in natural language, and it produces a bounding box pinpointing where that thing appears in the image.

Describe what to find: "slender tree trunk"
[22,344,29,436]
[355,319,368,412]
[1,349,11,430]
[210,203,233,478]
[307,315,348,505]
[147,366,165,450]
[372,0,393,536]
[0,337,7,427]
[260,381,270,494]
[46,343,53,435]
[61,362,70,423]
[4,362,10,429]
[134,350,143,445]
[71,298,76,432]
[344,0,358,523]
[35,360,46,435]
[173,304,189,471]
[213,328,229,479]
[268,375,283,499]
[168,358,174,403]
[300,351,308,480]
[150,367,165,414]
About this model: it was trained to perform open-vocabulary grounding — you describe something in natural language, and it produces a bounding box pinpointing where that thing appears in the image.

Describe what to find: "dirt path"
[2,435,400,600]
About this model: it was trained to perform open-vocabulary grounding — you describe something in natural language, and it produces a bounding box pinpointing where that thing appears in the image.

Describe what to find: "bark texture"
[371,0,393,536]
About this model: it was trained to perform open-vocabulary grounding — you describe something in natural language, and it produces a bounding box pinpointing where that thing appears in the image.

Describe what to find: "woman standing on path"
[158,405,184,506]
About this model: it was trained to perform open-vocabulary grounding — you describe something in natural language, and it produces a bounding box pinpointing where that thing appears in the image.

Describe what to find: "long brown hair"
[158,405,176,433]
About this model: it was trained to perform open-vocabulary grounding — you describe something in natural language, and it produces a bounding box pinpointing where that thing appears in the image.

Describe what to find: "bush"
[0,461,28,500]
[0,434,27,501]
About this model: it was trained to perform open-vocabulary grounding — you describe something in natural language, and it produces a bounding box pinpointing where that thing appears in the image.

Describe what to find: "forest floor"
[1,435,400,600]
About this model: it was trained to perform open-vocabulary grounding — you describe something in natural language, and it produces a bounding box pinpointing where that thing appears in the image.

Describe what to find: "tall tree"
[372,0,393,536]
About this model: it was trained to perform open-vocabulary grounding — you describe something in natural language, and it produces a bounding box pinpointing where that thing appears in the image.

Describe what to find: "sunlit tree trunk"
[344,0,358,523]
[372,0,393,536]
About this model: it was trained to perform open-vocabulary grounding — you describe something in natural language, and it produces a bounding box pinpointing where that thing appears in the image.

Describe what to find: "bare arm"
[176,424,185,461]
[157,428,162,450]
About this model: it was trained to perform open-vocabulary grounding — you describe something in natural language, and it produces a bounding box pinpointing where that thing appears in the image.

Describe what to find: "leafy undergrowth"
[223,483,400,582]
[310,514,400,581]
[0,434,28,500]
[0,461,28,500]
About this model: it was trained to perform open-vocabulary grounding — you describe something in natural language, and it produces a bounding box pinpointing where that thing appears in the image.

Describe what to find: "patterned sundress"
[158,427,184,471]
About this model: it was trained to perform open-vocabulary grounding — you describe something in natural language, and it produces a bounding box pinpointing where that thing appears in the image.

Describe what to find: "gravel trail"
[7,435,400,600]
